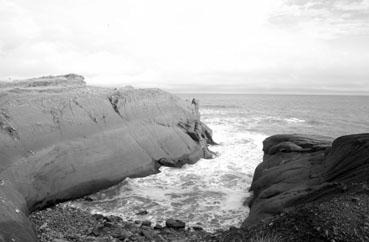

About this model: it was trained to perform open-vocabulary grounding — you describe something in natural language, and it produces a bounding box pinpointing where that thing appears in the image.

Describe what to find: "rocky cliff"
[0,74,214,241]
[246,133,369,224]
[217,133,368,241]
[238,133,369,241]
[245,134,333,224]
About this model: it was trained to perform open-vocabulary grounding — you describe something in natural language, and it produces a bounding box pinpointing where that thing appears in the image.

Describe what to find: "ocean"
[68,94,369,231]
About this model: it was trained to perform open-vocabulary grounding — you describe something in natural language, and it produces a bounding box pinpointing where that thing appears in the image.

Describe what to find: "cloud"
[0,0,368,94]
[270,0,369,38]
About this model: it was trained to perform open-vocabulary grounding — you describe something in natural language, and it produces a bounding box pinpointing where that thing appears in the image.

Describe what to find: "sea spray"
[68,94,369,231]
[68,110,267,231]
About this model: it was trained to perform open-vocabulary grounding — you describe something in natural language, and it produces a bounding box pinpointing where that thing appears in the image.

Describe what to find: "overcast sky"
[1,0,369,94]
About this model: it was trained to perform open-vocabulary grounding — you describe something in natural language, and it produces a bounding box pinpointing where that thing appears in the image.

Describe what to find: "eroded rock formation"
[245,133,369,225]
[0,74,214,241]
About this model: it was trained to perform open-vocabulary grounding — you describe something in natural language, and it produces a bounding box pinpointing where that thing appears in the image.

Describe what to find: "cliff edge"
[0,74,214,241]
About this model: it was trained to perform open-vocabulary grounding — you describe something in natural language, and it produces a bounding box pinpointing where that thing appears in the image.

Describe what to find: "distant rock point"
[0,73,86,89]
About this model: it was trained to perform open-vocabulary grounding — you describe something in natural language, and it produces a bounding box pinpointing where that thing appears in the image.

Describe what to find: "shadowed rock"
[245,133,369,225]
[166,219,186,229]
[0,74,214,241]
[323,134,369,183]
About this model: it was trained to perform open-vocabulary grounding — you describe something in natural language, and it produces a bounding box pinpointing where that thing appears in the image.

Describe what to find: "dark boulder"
[141,220,152,227]
[165,219,186,229]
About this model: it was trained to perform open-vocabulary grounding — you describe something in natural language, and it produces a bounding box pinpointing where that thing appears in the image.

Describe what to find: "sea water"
[68,94,369,231]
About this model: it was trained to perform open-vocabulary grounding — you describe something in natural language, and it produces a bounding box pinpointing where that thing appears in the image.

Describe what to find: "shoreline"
[30,203,216,242]
[30,180,369,242]
[29,133,369,242]
[1,75,368,241]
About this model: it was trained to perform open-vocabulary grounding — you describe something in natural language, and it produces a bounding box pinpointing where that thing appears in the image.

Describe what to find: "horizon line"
[171,91,369,97]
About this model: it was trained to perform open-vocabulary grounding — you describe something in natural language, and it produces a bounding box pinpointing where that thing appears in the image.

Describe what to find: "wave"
[202,116,306,130]
[66,107,308,231]
[66,95,369,232]
[254,116,305,124]
[68,118,267,232]
[284,117,306,123]
[202,104,240,109]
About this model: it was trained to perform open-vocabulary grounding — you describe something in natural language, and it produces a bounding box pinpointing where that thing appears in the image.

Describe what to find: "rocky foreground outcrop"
[245,134,333,224]
[217,133,369,241]
[232,133,368,241]
[0,74,214,241]
[246,133,369,224]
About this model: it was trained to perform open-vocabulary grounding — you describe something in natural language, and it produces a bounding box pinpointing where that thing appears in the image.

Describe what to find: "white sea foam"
[68,116,267,231]
[252,116,305,124]
[284,117,306,123]
[67,94,369,231]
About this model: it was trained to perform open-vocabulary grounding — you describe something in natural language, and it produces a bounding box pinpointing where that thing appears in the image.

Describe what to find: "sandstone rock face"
[0,74,214,241]
[245,133,369,225]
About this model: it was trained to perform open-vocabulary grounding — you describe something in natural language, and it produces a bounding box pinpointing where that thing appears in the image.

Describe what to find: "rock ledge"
[0,74,214,241]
